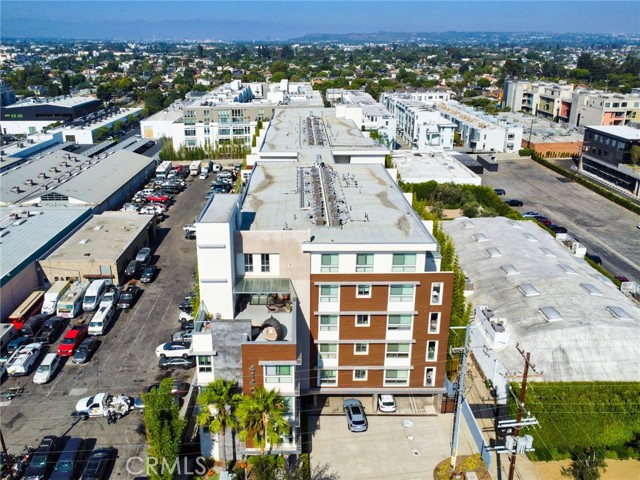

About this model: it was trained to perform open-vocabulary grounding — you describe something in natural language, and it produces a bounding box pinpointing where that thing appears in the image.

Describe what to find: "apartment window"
[261,254,270,272]
[353,369,368,381]
[355,314,370,326]
[204,127,210,135]
[389,284,414,302]
[356,253,374,272]
[613,103,620,108]
[425,367,436,387]
[386,343,410,358]
[621,102,627,107]
[392,253,416,272]
[387,314,412,331]
[318,369,337,386]
[185,129,196,136]
[431,283,443,305]
[354,343,369,355]
[605,102,611,108]
[429,312,441,334]
[264,365,292,383]
[319,344,337,360]
[244,254,253,272]
[198,356,212,373]
[356,285,371,298]
[384,369,409,386]
[427,341,438,361]
[320,285,339,303]
[319,315,338,332]
[321,254,339,272]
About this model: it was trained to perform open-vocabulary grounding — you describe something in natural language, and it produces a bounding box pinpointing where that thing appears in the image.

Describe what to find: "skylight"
[523,233,537,242]
[539,247,556,257]
[540,306,563,322]
[580,283,602,296]
[607,306,632,320]
[558,264,577,274]
[501,264,520,275]
[474,233,488,242]
[462,220,475,229]
[518,283,541,297]
[487,247,502,258]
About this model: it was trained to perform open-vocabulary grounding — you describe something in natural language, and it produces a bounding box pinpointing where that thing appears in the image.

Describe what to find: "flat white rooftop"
[586,125,640,141]
[240,162,437,247]
[444,216,640,382]
[392,150,481,185]
[5,95,99,109]
[498,111,584,143]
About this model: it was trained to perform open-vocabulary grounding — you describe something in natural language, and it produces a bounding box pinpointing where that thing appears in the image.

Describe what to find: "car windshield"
[76,346,87,353]
[30,452,48,467]
[353,419,365,425]
[55,461,74,472]
[89,321,102,327]
[84,295,96,303]
[61,338,76,344]
[37,365,50,373]
[121,294,132,301]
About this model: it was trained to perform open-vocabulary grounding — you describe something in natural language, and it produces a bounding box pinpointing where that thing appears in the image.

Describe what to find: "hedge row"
[508,382,640,461]
[529,153,640,216]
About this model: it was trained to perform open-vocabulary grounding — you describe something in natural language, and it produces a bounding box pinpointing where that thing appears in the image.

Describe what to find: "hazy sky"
[3,1,639,41]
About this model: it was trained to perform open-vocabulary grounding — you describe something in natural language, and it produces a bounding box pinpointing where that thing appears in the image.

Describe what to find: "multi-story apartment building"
[141,80,323,150]
[193,109,453,459]
[580,125,640,196]
[570,91,640,127]
[380,93,456,150]
[328,89,397,147]
[436,101,523,153]
[503,79,640,127]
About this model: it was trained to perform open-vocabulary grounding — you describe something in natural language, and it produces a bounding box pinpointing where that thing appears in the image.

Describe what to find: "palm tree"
[237,386,291,455]
[197,379,242,471]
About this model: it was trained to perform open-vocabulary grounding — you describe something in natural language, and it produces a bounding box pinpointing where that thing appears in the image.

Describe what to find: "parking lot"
[0,170,213,478]
[482,158,640,282]
[309,413,476,480]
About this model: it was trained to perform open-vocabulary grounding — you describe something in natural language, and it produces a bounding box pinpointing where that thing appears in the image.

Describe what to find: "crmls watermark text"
[126,456,209,476]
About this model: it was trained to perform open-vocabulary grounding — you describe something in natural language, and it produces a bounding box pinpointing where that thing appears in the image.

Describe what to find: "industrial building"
[0,206,91,321]
[443,217,640,404]
[1,149,156,212]
[501,111,584,156]
[39,211,156,286]
[1,95,102,135]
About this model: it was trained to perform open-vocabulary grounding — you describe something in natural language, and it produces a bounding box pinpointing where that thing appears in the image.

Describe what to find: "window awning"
[234,278,293,295]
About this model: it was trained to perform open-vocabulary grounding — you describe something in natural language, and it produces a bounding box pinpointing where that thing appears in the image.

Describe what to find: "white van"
[33,353,61,384]
[82,280,109,312]
[41,280,71,315]
[88,303,115,335]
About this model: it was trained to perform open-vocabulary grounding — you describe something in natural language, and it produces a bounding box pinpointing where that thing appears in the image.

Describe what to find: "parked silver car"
[343,398,368,432]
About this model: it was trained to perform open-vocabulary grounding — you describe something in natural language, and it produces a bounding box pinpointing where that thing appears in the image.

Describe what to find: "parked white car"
[378,394,397,413]
[155,341,191,358]
[33,353,61,384]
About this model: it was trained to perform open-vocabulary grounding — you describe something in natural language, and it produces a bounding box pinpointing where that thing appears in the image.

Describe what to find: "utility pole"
[507,345,537,480]
[450,323,471,469]
[0,429,14,480]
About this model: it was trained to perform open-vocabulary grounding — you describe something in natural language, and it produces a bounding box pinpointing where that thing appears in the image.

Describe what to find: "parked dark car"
[50,437,86,480]
[35,316,65,344]
[172,329,193,342]
[24,435,59,480]
[21,313,51,338]
[178,299,193,313]
[5,336,29,356]
[117,286,141,309]
[534,217,552,227]
[158,356,195,370]
[72,337,100,364]
[615,275,630,283]
[504,199,524,207]
[548,224,568,234]
[134,381,188,409]
[585,253,602,265]
[180,319,194,331]
[140,265,158,283]
[493,188,506,196]
[80,448,116,480]
[124,260,140,277]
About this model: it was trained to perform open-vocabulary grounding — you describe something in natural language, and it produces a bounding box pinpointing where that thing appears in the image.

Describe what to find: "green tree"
[143,378,186,480]
[113,120,126,133]
[629,145,640,166]
[237,387,290,455]
[61,74,71,95]
[93,126,111,142]
[197,379,241,471]
[561,447,607,480]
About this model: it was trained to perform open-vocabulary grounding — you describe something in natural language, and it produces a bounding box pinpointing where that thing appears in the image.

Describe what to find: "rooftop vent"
[24,179,35,186]
[78,238,90,244]
[12,218,27,226]
[10,186,21,193]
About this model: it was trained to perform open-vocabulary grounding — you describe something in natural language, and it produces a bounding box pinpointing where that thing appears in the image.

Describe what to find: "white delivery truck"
[189,161,201,176]
[88,303,115,335]
[6,342,42,376]
[41,280,71,315]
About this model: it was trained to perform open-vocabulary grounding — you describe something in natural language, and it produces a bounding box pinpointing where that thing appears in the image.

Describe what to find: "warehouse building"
[39,212,156,286]
[0,206,91,321]
[392,149,482,185]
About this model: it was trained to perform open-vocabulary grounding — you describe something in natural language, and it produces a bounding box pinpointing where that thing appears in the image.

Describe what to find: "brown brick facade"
[240,342,297,395]
[309,272,453,390]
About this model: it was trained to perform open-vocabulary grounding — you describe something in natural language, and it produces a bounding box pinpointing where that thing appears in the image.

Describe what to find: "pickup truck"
[74,392,134,420]
[57,325,88,357]
[6,342,42,376]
